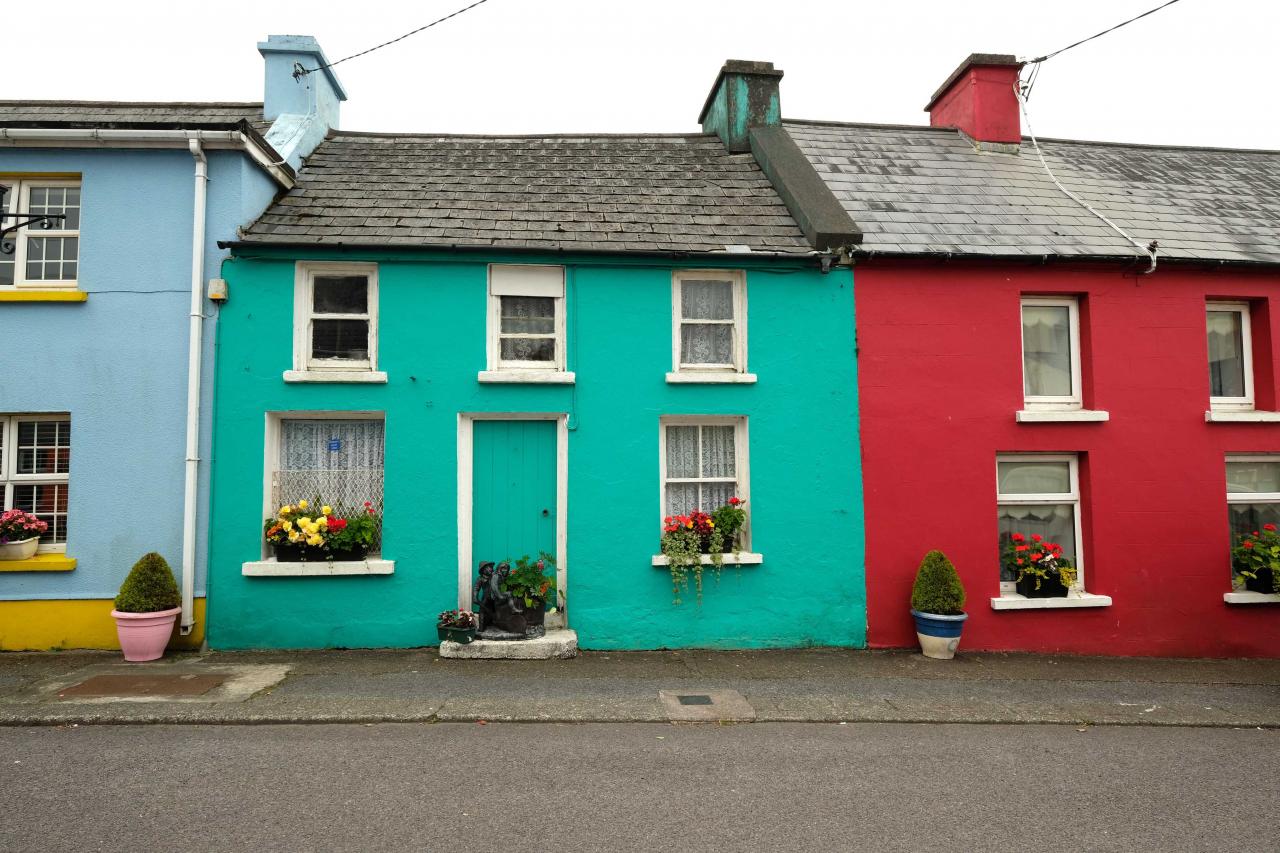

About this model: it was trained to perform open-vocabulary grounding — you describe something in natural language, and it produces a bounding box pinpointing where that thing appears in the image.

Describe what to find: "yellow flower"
[298,499,309,510]
[321,505,332,516]
[708,521,715,528]
[288,531,301,543]
[279,505,292,516]
[306,534,323,546]
[299,517,312,527]
[281,519,293,531]
[318,517,328,529]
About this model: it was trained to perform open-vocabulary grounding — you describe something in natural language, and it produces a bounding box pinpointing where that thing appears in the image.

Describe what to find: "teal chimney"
[698,60,783,153]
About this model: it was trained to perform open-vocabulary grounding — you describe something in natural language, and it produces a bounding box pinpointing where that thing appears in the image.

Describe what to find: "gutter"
[0,127,295,188]
[179,137,207,634]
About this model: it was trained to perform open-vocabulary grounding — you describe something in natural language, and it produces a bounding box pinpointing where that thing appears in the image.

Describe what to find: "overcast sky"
[10,0,1278,149]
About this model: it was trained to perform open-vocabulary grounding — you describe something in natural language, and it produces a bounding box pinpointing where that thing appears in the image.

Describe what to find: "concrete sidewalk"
[0,648,1276,727]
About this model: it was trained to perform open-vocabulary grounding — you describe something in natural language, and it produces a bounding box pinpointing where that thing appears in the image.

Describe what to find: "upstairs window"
[0,179,81,288]
[672,271,747,375]
[293,263,379,374]
[1,415,71,551]
[1207,302,1253,410]
[1021,297,1081,409]
[487,265,566,373]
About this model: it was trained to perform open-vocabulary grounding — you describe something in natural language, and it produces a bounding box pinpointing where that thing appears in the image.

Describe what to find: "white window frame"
[259,410,386,562]
[671,270,748,376]
[995,453,1085,595]
[485,264,566,375]
[1,178,82,289]
[1224,454,1280,601]
[1,414,71,553]
[1207,301,1254,411]
[1020,296,1082,410]
[292,262,379,375]
[658,416,751,551]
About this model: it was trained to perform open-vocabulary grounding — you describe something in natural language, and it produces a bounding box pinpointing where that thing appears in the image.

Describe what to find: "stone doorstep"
[439,629,578,660]
[658,689,757,723]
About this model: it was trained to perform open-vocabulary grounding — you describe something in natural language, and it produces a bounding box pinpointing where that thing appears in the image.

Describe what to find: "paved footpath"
[0,648,1277,727]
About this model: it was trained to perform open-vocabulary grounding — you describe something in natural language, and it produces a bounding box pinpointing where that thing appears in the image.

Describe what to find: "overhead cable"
[296,0,494,77]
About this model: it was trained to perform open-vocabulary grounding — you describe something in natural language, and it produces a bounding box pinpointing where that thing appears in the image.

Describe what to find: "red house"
[783,54,1280,656]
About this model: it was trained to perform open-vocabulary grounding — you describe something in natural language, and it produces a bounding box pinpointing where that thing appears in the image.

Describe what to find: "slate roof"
[239,131,812,254]
[784,120,1280,265]
[0,100,271,136]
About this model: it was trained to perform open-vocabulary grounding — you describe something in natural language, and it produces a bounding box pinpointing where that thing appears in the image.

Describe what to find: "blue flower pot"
[910,609,968,660]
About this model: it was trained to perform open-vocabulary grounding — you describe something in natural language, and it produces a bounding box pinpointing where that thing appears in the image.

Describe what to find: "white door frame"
[456,412,568,616]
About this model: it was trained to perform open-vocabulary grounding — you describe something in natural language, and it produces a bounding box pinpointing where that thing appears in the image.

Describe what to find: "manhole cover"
[58,673,229,699]
[677,694,713,706]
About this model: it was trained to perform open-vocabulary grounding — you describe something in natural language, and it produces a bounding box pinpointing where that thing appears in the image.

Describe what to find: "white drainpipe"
[180,137,208,634]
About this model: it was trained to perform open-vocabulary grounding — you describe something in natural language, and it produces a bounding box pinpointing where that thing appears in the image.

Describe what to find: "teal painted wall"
[208,249,865,649]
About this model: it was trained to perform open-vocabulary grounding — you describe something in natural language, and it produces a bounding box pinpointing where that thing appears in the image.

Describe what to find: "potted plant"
[437,609,478,644]
[909,550,967,660]
[1232,523,1280,594]
[0,509,48,561]
[660,498,744,604]
[1001,533,1077,598]
[264,499,379,561]
[110,552,182,662]
[501,552,557,629]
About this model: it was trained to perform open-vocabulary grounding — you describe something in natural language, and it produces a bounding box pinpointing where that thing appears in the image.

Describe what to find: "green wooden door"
[472,420,557,591]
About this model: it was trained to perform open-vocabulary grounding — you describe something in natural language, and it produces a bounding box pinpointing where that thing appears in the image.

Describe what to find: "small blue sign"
[328,438,342,452]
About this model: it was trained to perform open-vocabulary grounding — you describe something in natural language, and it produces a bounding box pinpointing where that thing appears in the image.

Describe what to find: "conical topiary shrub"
[909,550,968,660]
[911,550,966,615]
[114,552,181,613]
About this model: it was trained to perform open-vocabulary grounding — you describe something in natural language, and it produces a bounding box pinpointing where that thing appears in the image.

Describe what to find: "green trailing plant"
[1232,523,1280,592]
[661,509,724,605]
[114,552,181,613]
[910,550,966,616]
[502,552,556,608]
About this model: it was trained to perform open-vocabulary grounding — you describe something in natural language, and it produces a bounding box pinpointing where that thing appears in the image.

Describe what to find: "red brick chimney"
[924,53,1024,145]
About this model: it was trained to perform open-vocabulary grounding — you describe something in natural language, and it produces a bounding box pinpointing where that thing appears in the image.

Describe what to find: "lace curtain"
[680,280,734,365]
[664,424,736,517]
[277,420,385,517]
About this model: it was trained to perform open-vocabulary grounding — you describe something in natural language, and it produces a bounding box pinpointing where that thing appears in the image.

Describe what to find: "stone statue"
[473,561,544,640]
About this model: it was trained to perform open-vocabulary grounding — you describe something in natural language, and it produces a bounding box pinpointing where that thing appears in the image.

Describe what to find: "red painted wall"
[857,261,1280,657]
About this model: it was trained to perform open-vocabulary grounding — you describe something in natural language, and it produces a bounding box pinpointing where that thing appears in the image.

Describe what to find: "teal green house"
[208,61,866,649]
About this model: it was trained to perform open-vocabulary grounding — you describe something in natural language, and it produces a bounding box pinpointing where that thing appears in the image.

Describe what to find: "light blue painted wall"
[0,146,279,602]
[209,249,866,650]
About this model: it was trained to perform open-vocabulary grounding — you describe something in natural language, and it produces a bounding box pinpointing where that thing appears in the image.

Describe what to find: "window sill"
[651,553,763,567]
[1224,591,1280,604]
[1016,409,1109,423]
[990,592,1112,610]
[0,289,88,302]
[0,554,77,572]
[1205,410,1280,423]
[242,558,394,577]
[477,370,575,384]
[666,372,757,384]
[283,370,388,384]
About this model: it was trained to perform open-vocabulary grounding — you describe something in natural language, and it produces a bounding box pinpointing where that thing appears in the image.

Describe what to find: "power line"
[296,0,495,78]
[1026,0,1185,65]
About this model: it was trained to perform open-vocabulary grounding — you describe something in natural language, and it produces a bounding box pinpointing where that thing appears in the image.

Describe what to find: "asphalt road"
[1,722,1275,852]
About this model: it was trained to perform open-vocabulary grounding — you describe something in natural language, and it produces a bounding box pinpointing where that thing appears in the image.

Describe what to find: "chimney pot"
[924,53,1023,145]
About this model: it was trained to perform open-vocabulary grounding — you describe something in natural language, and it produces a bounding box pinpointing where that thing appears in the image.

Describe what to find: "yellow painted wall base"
[0,598,205,651]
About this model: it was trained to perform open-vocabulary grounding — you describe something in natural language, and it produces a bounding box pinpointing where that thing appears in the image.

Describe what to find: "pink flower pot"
[110,607,181,662]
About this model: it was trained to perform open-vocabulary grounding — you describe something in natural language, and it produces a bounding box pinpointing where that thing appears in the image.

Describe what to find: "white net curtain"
[680,279,735,366]
[664,424,736,517]
[273,420,385,541]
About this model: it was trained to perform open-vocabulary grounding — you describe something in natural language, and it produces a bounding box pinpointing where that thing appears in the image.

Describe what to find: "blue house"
[0,35,346,649]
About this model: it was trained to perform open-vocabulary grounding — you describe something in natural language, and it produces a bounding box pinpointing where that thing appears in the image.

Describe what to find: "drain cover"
[58,673,229,699]
[677,694,713,706]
